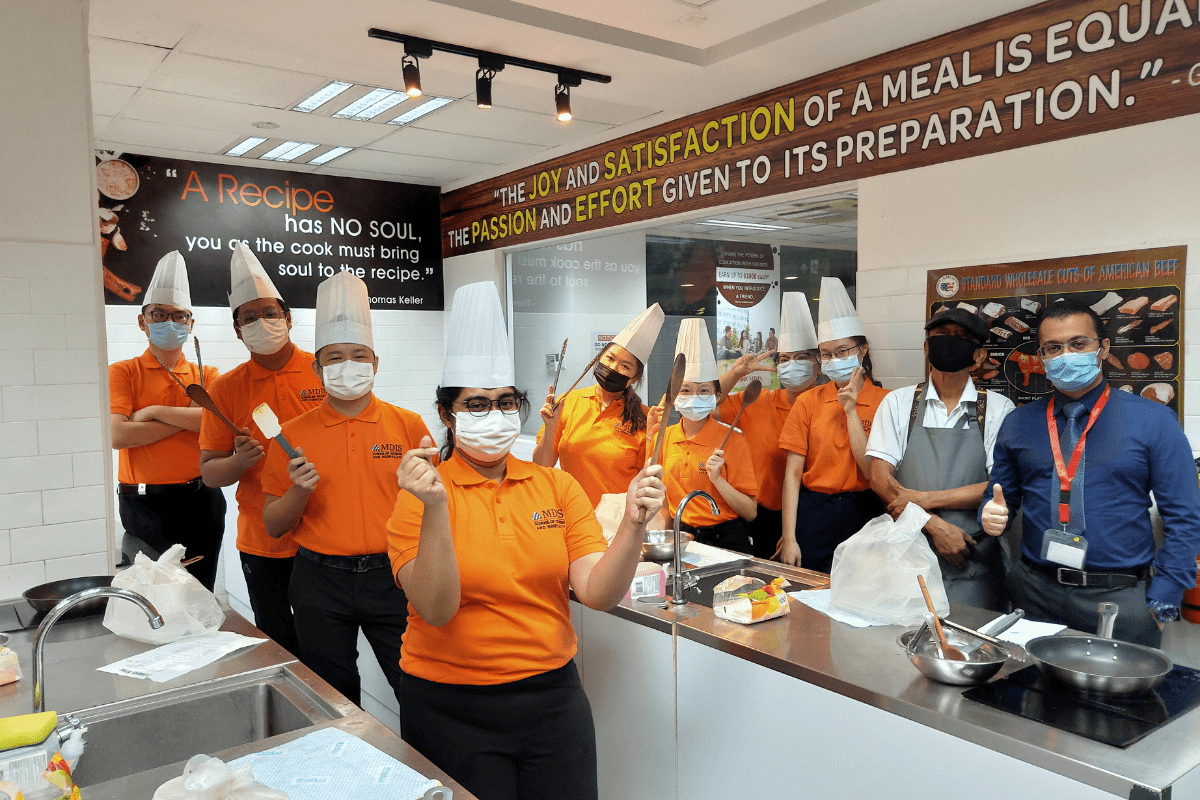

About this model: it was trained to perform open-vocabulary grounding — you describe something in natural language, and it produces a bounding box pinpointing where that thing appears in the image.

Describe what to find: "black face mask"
[594,362,632,393]
[927,335,980,373]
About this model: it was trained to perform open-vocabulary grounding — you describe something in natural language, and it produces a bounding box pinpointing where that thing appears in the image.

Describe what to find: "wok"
[23,575,114,615]
[1025,602,1172,697]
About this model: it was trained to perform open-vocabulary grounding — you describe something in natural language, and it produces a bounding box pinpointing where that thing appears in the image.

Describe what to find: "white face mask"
[777,360,814,389]
[240,318,290,355]
[454,410,521,462]
[674,394,718,422]
[322,361,374,401]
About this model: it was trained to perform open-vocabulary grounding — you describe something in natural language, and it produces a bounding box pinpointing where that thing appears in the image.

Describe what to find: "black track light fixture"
[555,72,581,123]
[402,54,422,97]
[476,56,505,109]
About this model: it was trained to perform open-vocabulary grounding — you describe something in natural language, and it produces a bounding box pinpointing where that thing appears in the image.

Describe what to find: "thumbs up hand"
[981,483,1009,536]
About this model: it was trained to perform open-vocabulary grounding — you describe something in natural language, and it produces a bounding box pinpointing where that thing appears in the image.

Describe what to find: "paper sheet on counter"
[789,589,893,628]
[667,540,745,572]
[992,619,1067,647]
[98,631,266,682]
[231,728,440,800]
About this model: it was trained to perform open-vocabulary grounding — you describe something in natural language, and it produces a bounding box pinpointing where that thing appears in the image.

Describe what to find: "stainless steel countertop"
[605,560,1200,798]
[0,606,474,799]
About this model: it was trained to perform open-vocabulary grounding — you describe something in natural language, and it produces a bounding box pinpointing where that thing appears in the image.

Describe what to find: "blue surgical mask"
[822,354,859,383]
[778,360,814,389]
[148,320,189,349]
[674,394,717,422]
[1044,351,1101,392]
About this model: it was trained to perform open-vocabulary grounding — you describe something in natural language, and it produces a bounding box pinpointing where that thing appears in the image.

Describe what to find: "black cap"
[925,307,989,343]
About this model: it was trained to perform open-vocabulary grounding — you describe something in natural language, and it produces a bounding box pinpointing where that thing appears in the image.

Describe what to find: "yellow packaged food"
[713,576,790,624]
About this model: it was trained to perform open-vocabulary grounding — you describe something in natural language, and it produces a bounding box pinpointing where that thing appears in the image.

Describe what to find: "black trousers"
[288,551,408,708]
[749,505,783,560]
[240,552,300,658]
[794,487,886,574]
[117,484,225,591]
[400,661,598,800]
[681,516,753,555]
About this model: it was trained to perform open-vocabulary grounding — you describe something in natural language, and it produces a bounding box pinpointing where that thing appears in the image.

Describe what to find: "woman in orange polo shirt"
[715,292,822,559]
[533,304,664,506]
[387,283,664,800]
[778,278,889,573]
[651,319,758,554]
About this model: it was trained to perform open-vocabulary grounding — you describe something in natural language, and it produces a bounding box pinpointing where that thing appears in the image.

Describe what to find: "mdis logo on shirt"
[371,443,405,459]
[299,387,326,403]
[612,421,637,437]
[531,508,565,531]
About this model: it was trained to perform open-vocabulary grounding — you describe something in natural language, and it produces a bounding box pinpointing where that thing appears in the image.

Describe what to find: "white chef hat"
[817,277,864,343]
[675,318,719,383]
[610,303,664,365]
[228,241,283,312]
[442,281,515,388]
[776,292,818,352]
[143,250,191,311]
[315,271,373,353]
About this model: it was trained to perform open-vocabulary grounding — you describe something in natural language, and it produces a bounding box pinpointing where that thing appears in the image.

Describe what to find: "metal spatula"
[252,402,300,460]
[637,353,688,524]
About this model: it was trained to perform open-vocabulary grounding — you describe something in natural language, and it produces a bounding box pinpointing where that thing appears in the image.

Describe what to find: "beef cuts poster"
[926,246,1185,420]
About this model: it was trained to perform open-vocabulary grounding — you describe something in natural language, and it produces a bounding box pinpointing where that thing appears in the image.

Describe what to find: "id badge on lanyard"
[1040,387,1110,569]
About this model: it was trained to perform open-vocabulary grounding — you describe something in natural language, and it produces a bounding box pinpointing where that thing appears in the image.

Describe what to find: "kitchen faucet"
[33,587,164,713]
[672,490,719,606]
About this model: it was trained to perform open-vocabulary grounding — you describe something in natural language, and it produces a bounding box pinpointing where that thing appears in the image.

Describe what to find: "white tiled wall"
[0,0,113,599]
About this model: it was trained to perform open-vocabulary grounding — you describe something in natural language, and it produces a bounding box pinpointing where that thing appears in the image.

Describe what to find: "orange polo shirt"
[717,387,803,511]
[778,380,890,495]
[198,345,324,558]
[536,385,648,506]
[261,396,432,557]
[109,350,219,485]
[660,417,757,528]
[387,455,607,685]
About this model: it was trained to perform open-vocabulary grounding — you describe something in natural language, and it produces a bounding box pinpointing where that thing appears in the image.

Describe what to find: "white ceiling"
[89,0,1038,188]
[651,191,859,250]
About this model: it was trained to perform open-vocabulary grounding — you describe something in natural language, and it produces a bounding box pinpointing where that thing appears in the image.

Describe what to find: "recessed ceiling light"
[308,146,354,166]
[252,121,280,130]
[334,88,407,120]
[680,283,695,287]
[295,81,353,113]
[785,275,800,280]
[226,137,267,156]
[388,97,453,125]
[696,220,790,231]
[259,141,319,161]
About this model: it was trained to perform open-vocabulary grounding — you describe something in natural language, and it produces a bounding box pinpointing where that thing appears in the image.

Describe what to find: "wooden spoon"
[186,384,241,436]
[917,575,966,661]
[637,352,687,523]
[715,378,762,451]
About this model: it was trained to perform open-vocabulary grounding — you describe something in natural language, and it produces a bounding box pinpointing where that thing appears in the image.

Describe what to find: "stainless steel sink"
[668,560,822,607]
[70,666,344,785]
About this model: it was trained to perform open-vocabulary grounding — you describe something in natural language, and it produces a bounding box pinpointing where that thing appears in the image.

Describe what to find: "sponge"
[0,712,57,751]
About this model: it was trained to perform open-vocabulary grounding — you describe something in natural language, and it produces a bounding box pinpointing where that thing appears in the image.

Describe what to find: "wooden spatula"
[917,575,965,661]
[186,384,241,437]
[555,345,608,406]
[637,353,687,524]
[715,378,761,451]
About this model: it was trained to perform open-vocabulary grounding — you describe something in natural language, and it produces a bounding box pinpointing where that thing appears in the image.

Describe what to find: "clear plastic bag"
[104,545,225,644]
[712,576,790,624]
[829,503,949,626]
[153,755,289,800]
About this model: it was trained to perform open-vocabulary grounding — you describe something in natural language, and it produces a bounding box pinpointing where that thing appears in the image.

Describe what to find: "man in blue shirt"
[981,300,1200,647]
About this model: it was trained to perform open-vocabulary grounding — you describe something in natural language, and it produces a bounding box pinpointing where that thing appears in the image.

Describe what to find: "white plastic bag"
[104,544,225,644]
[829,503,949,625]
[153,755,289,800]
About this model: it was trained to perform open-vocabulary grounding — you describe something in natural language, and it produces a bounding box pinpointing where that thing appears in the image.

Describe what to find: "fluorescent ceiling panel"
[334,88,405,120]
[388,97,453,126]
[294,81,352,112]
[226,136,267,156]
[259,141,318,161]
[696,220,789,230]
[308,146,353,165]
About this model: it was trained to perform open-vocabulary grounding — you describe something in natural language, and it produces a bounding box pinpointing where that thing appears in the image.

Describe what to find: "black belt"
[118,477,204,495]
[1021,556,1150,588]
[297,546,389,573]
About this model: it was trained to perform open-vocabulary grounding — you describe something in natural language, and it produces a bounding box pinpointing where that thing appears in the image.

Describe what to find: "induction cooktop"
[964,664,1200,748]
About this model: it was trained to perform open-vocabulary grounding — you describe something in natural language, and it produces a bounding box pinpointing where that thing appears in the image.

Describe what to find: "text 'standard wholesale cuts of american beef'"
[95,152,443,310]
[927,245,1186,420]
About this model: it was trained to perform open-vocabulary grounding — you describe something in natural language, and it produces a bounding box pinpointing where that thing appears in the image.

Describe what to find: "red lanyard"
[1046,385,1110,527]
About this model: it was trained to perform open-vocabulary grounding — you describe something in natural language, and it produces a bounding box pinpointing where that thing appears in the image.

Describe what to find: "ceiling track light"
[368,28,610,121]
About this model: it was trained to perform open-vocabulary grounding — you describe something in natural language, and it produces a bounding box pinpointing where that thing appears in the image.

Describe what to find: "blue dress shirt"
[982,381,1200,606]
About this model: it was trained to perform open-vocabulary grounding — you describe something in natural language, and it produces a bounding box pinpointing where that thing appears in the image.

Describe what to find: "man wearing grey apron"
[867,308,1015,611]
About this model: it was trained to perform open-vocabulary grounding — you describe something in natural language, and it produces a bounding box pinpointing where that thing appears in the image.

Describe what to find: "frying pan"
[1025,602,1173,697]
[23,575,114,615]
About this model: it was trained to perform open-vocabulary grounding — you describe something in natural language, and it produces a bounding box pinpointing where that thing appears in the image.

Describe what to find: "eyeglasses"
[145,308,192,324]
[460,395,521,416]
[777,353,817,364]
[237,307,286,326]
[1038,337,1100,359]
[818,345,861,363]
[676,388,715,398]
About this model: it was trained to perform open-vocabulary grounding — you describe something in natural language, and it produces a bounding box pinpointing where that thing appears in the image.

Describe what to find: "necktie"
[1059,401,1088,534]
